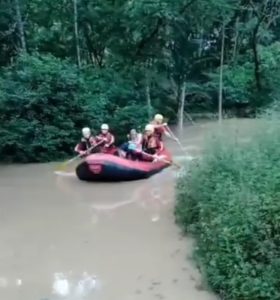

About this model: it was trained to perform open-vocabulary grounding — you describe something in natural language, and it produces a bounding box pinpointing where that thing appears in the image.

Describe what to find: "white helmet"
[82,127,91,138]
[154,114,163,122]
[145,124,154,132]
[130,129,137,135]
[101,124,109,130]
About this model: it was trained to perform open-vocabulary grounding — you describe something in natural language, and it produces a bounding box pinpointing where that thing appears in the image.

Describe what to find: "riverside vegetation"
[175,117,280,300]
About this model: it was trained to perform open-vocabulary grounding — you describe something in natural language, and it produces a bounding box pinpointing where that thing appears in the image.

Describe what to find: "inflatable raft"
[76,150,172,182]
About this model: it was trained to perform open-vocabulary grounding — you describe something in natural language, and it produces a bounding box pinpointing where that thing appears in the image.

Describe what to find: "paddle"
[140,151,181,169]
[166,126,185,152]
[155,120,185,152]
[165,125,197,163]
[56,141,103,171]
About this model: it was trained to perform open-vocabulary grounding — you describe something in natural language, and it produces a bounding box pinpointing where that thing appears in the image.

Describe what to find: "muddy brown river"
[1,119,256,300]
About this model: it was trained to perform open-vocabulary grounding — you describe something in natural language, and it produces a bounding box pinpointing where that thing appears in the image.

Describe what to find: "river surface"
[0,119,255,300]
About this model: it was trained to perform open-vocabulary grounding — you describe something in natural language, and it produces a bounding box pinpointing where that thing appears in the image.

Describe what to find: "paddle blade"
[55,156,80,171]
[157,155,181,169]
[54,170,76,177]
[55,161,69,171]
[169,160,181,169]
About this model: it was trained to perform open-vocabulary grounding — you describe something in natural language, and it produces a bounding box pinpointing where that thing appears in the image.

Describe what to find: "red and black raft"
[76,150,172,182]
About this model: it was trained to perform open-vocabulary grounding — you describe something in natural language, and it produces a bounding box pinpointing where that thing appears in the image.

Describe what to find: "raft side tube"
[76,161,151,182]
[76,150,172,182]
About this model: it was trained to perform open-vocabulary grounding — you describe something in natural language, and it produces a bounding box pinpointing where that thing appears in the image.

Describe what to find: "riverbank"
[175,117,280,300]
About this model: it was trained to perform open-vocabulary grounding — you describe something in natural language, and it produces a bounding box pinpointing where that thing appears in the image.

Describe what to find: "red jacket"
[75,136,96,153]
[142,134,163,160]
[95,132,117,154]
[96,132,115,146]
[150,121,168,141]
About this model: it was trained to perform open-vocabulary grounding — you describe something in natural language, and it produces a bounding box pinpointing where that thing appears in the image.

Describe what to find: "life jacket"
[96,132,115,146]
[150,121,167,141]
[96,132,118,155]
[142,134,163,155]
[79,136,95,151]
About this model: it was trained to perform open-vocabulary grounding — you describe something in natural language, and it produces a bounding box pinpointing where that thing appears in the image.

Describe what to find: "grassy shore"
[175,117,280,300]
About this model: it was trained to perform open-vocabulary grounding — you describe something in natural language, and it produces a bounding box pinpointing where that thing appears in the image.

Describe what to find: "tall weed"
[175,119,280,300]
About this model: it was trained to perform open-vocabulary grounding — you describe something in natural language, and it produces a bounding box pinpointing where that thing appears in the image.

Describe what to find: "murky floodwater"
[1,119,256,300]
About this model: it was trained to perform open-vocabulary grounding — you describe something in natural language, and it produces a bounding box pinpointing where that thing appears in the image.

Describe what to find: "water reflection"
[52,273,70,296]
[52,272,98,299]
[0,277,8,288]
[0,277,22,289]
[0,272,99,299]
[55,168,177,224]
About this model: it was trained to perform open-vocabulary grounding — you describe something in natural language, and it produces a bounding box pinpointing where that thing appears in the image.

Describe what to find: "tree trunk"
[73,0,81,68]
[218,22,225,123]
[145,78,152,120]
[232,16,239,64]
[178,81,186,131]
[14,0,26,52]
[252,24,261,91]
[198,28,204,58]
[250,1,268,91]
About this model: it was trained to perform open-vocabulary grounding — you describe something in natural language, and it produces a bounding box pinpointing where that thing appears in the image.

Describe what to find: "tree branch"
[0,23,17,41]
[136,18,164,56]
[180,0,197,14]
[135,0,197,56]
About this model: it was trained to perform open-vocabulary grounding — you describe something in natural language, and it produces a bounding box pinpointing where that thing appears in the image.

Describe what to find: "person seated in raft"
[75,127,97,156]
[120,129,143,160]
[150,113,178,142]
[95,124,118,155]
[141,124,164,162]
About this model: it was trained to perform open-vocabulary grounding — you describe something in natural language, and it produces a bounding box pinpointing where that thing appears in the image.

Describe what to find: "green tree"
[0,54,106,162]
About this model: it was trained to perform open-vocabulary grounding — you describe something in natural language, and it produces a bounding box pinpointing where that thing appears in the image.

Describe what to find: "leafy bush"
[175,119,280,300]
[0,54,154,162]
[0,54,106,162]
[207,63,254,105]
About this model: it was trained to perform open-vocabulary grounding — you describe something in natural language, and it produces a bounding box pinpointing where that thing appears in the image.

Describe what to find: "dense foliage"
[0,55,100,162]
[1,0,280,161]
[175,119,280,300]
[0,54,150,162]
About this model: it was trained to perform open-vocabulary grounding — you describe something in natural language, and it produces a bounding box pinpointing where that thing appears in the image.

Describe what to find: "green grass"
[175,118,280,300]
